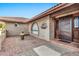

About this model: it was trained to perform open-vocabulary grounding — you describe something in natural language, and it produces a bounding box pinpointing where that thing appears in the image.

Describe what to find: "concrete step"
[33,45,61,56]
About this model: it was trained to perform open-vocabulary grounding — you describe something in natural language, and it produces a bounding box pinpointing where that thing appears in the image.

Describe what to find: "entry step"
[33,45,61,56]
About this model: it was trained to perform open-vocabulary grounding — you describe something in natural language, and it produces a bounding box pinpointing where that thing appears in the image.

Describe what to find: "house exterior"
[28,16,50,41]
[0,17,29,36]
[28,3,79,44]
[0,17,29,50]
[0,3,79,50]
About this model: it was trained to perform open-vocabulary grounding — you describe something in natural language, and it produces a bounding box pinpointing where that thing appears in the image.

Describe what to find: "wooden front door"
[73,16,79,43]
[56,16,72,43]
[73,28,79,42]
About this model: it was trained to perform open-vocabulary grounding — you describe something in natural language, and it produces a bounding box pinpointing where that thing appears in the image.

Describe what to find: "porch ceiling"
[55,10,79,18]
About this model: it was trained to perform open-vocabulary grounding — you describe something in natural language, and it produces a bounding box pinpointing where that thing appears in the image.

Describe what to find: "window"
[74,17,79,28]
[59,17,71,32]
[15,23,19,27]
[31,23,39,35]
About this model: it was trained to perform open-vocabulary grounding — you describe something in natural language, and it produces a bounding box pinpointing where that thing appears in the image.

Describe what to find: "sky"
[0,3,58,18]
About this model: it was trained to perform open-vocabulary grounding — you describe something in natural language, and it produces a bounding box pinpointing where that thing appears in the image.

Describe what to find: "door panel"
[74,29,79,42]
[57,17,72,42]
[73,17,79,43]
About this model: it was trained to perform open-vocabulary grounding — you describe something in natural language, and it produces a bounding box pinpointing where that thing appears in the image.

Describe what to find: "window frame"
[31,22,39,35]
[74,16,79,28]
[14,23,19,27]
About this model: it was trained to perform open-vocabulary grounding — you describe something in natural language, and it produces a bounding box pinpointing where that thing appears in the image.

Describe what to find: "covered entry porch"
[50,3,79,44]
[53,13,79,43]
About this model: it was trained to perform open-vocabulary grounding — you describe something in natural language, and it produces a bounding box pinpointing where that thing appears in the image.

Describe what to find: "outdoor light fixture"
[41,23,47,29]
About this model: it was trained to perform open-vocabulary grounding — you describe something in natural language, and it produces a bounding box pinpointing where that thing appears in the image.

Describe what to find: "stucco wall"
[28,16,50,41]
[49,18,55,40]
[6,23,28,36]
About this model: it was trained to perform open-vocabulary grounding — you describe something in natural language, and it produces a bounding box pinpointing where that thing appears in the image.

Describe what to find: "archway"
[31,22,39,35]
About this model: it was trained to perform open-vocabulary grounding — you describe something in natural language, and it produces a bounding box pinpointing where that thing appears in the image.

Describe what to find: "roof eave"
[28,3,74,23]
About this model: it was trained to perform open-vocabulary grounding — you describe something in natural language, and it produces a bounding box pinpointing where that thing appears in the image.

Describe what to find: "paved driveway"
[0,35,78,56]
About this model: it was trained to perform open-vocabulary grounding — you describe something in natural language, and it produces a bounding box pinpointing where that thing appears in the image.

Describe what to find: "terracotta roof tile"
[0,17,30,23]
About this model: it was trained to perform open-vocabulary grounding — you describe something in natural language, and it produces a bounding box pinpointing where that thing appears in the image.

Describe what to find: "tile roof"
[0,17,30,23]
[0,3,75,23]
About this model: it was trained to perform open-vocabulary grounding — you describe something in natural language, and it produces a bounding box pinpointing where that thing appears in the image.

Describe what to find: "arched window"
[31,23,39,35]
[74,16,79,28]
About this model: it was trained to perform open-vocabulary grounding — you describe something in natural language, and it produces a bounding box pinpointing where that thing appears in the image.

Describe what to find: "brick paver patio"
[0,35,79,56]
[0,36,48,56]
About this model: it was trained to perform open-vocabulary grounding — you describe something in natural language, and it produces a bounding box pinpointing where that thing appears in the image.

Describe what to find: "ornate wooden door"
[73,16,79,43]
[56,16,72,42]
[73,28,79,42]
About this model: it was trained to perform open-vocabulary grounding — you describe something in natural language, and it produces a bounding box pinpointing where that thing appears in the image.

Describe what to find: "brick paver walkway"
[0,35,79,56]
[0,36,48,56]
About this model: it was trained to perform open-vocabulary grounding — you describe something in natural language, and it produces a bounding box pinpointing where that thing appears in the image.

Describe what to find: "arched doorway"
[31,22,39,35]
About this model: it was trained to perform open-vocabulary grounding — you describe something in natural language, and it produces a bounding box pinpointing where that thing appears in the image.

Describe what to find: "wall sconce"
[41,23,47,29]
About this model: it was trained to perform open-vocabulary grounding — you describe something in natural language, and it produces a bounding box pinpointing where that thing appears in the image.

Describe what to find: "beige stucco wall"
[6,23,28,36]
[28,16,51,41]
[49,18,55,40]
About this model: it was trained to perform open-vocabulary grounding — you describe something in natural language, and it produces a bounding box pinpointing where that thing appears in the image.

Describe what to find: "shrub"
[0,24,3,28]
[0,23,6,30]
